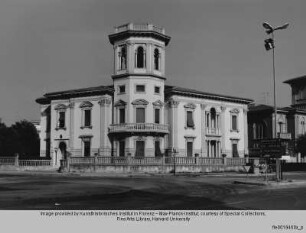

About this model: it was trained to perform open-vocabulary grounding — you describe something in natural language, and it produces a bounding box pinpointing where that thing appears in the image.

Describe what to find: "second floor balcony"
[109,123,169,135]
[206,128,222,136]
[277,132,292,140]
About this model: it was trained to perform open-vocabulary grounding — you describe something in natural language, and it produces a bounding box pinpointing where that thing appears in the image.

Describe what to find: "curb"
[233,179,306,187]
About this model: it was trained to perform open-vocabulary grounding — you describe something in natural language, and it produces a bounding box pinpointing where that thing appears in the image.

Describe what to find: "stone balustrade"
[109,123,169,134]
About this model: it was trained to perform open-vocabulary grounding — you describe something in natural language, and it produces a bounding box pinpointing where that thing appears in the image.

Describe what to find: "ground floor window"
[135,140,145,157]
[155,140,162,157]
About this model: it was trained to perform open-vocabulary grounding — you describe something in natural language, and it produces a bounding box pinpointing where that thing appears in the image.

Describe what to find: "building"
[248,75,306,161]
[36,23,253,167]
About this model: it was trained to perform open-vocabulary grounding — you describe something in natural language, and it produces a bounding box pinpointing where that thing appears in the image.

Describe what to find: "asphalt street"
[0,171,306,210]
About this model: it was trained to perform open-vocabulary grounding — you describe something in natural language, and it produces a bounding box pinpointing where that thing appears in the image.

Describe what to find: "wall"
[166,95,248,158]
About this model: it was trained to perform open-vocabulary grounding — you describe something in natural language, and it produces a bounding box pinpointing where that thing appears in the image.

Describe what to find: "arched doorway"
[59,141,67,160]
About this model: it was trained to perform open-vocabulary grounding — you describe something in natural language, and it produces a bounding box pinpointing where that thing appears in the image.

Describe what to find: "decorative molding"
[79,101,93,108]
[152,100,164,107]
[114,99,126,107]
[200,104,206,110]
[41,111,47,116]
[79,134,93,138]
[98,98,112,106]
[131,99,149,106]
[230,138,240,141]
[221,106,226,112]
[184,103,196,109]
[68,102,75,109]
[54,104,68,111]
[230,108,240,114]
[167,98,179,108]
[184,135,196,138]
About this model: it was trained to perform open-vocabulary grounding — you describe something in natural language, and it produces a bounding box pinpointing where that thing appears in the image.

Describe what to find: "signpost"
[259,139,285,158]
[259,139,285,181]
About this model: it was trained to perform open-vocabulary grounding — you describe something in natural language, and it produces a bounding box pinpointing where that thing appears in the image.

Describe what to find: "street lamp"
[262,22,289,139]
[262,22,289,181]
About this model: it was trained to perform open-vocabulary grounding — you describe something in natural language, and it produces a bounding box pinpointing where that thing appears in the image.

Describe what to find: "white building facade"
[36,23,253,167]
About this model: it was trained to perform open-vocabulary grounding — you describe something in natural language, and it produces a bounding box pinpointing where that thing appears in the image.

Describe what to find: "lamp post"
[262,22,289,181]
[262,22,289,139]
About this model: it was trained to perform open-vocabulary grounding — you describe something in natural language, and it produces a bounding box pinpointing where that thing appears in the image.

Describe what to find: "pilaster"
[221,106,226,155]
[201,104,206,157]
[167,98,179,155]
[99,97,112,156]
[243,108,248,155]
[68,102,75,151]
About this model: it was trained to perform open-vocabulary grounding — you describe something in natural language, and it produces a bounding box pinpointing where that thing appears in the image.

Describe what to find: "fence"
[0,156,52,170]
[19,160,52,167]
[66,156,247,167]
[0,157,17,166]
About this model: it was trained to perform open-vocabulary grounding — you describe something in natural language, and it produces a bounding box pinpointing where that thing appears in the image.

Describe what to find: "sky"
[0,0,305,125]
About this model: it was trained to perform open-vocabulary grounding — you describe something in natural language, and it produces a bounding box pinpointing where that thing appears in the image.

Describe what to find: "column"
[68,102,75,153]
[221,106,226,155]
[168,98,179,156]
[99,97,112,156]
[201,104,206,157]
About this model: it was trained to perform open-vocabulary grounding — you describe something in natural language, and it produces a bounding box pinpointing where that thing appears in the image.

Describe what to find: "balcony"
[109,123,169,135]
[206,128,222,136]
[114,23,165,34]
[277,132,292,140]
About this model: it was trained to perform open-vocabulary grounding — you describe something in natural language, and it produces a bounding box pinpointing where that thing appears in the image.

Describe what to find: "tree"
[0,122,7,155]
[10,120,40,158]
[295,134,306,158]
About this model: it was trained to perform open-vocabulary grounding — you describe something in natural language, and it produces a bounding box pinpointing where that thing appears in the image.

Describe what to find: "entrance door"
[135,141,145,157]
[119,141,125,157]
[232,143,239,157]
[59,142,67,160]
[187,141,193,157]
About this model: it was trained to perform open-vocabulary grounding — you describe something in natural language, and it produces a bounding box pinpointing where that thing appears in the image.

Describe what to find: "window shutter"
[119,108,125,123]
[187,111,194,127]
[84,110,91,126]
[136,108,145,123]
[232,115,237,130]
[187,142,193,157]
[155,109,160,124]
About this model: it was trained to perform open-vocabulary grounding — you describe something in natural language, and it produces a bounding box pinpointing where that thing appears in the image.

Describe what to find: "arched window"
[154,48,160,70]
[136,46,145,68]
[118,45,127,70]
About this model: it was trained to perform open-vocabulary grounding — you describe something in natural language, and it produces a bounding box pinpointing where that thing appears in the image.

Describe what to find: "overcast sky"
[0,0,305,125]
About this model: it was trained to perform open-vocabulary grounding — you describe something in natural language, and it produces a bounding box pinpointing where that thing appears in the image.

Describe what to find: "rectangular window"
[232,143,238,157]
[187,111,194,128]
[187,141,193,157]
[119,108,125,124]
[136,85,145,93]
[232,115,237,131]
[154,86,160,94]
[136,108,145,123]
[58,112,65,128]
[155,108,160,124]
[84,109,91,127]
[135,141,145,157]
[119,85,125,94]
[154,141,162,157]
[119,141,125,157]
[84,141,91,157]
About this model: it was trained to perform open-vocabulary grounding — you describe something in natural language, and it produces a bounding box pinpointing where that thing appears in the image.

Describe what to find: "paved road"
[0,172,306,210]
